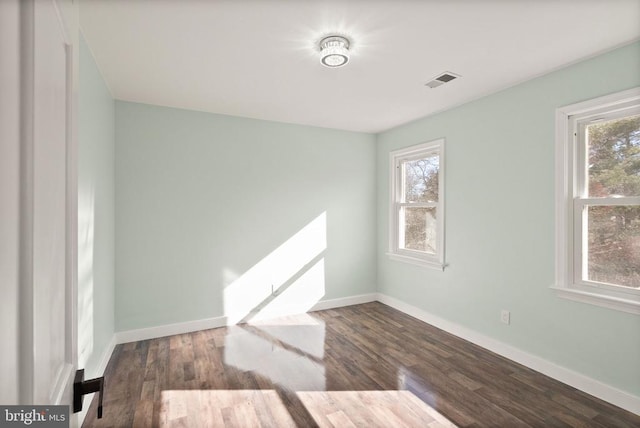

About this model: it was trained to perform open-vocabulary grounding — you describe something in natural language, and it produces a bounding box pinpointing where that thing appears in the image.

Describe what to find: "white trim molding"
[115,315,229,344]
[114,293,378,344]
[554,87,640,315]
[550,285,640,315]
[94,336,117,378]
[376,293,640,415]
[310,293,377,312]
[388,139,446,270]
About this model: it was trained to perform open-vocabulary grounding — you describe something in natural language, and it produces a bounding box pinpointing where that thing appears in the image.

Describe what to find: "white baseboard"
[95,335,116,377]
[115,315,229,344]
[114,293,378,344]
[310,293,378,311]
[376,293,640,416]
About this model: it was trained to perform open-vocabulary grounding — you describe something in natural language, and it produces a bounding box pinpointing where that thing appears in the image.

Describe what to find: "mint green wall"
[78,34,115,376]
[376,42,640,396]
[108,40,637,398]
[115,102,377,331]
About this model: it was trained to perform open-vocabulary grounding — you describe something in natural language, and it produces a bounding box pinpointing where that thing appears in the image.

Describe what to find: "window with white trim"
[554,88,640,314]
[388,139,445,269]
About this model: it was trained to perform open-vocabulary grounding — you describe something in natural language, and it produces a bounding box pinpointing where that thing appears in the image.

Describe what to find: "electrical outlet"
[500,310,510,325]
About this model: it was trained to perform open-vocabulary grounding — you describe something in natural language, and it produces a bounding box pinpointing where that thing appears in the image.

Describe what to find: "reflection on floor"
[83,303,640,427]
[223,314,326,392]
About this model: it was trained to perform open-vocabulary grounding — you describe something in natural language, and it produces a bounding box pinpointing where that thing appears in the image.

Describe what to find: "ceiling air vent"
[425,72,461,89]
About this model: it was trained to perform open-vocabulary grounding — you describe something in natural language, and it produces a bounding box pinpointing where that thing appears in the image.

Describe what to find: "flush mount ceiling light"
[319,35,350,68]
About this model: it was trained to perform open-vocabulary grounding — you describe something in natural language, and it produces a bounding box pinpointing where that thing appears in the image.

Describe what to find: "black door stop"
[73,369,104,419]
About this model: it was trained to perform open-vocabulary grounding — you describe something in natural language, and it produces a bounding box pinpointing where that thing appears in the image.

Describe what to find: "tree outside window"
[389,139,445,270]
[585,114,640,288]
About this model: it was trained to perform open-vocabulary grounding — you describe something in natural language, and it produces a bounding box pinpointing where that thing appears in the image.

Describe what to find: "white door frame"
[0,0,22,405]
[18,0,78,409]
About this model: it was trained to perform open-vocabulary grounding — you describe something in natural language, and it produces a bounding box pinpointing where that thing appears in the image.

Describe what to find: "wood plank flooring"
[82,302,640,427]
[297,391,456,427]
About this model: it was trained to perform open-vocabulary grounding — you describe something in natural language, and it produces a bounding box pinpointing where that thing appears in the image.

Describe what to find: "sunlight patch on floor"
[297,390,457,428]
[158,390,295,427]
[158,389,457,427]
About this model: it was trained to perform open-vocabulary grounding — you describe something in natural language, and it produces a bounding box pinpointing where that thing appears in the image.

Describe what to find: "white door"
[22,0,77,416]
[0,0,22,405]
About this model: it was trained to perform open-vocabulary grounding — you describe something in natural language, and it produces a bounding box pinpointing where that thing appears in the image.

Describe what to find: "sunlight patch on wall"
[223,212,327,324]
[246,257,325,323]
[77,187,95,369]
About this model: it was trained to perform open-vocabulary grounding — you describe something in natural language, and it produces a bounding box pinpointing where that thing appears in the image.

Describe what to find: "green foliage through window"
[588,115,640,197]
[586,115,640,288]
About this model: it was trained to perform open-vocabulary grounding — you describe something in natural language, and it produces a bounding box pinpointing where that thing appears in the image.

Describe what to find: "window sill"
[550,285,640,315]
[386,253,445,271]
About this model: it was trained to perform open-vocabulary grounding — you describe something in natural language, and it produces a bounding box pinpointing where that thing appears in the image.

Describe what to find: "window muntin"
[389,139,445,269]
[554,88,640,314]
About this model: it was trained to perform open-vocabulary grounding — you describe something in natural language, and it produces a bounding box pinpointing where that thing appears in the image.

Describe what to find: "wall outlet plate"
[500,310,511,325]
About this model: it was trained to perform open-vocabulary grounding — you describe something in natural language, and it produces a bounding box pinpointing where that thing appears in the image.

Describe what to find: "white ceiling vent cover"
[425,72,461,88]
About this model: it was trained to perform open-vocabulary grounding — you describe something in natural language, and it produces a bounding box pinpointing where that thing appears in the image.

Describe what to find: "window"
[554,88,640,314]
[388,139,445,269]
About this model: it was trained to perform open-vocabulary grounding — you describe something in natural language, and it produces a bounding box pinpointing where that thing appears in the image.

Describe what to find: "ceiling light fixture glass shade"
[320,35,350,68]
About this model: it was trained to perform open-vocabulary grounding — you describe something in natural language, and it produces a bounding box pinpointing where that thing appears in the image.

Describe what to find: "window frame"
[553,88,640,314]
[387,139,445,270]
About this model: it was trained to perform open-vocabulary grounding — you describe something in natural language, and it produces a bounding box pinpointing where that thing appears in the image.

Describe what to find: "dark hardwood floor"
[83,302,640,427]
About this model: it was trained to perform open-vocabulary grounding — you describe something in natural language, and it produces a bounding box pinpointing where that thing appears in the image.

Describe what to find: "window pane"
[587,114,640,197]
[587,205,640,288]
[403,155,439,203]
[401,207,436,254]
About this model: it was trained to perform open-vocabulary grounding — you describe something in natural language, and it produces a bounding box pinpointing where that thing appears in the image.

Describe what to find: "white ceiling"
[80,0,640,133]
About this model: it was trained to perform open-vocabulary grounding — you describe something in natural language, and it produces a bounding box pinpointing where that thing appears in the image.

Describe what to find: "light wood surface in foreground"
[158,390,295,428]
[157,389,455,428]
[297,390,456,428]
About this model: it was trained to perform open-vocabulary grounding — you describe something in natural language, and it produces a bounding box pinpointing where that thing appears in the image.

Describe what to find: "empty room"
[2,0,640,427]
